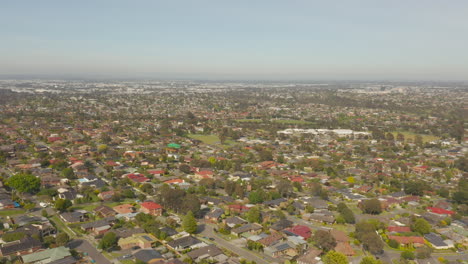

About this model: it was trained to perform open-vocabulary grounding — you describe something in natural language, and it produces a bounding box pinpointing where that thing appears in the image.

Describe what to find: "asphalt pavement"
[68,239,112,264]
[199,224,279,264]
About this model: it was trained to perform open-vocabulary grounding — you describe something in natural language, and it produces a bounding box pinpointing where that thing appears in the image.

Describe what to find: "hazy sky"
[1,1,467,80]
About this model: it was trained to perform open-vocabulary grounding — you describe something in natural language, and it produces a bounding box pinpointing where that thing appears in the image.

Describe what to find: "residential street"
[68,239,113,264]
[199,224,279,264]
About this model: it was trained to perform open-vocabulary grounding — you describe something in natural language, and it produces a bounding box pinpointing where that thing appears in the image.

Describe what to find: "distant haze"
[1,1,468,81]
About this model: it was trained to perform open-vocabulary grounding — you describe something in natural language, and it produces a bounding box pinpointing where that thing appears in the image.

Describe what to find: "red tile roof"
[388,235,424,245]
[387,226,411,233]
[141,201,163,210]
[285,225,312,239]
[427,207,455,215]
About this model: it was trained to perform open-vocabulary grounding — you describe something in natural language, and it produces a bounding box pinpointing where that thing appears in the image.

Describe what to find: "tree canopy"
[6,173,41,194]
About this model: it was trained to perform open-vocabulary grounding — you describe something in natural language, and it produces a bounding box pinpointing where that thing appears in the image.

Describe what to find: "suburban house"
[133,249,164,264]
[94,205,117,218]
[118,233,158,250]
[187,245,227,262]
[0,237,42,257]
[140,201,163,216]
[113,204,135,215]
[167,236,206,251]
[21,246,76,264]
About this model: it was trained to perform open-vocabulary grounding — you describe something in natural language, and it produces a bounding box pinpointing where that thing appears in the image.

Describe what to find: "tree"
[98,232,118,251]
[360,256,383,264]
[361,199,382,214]
[415,246,432,259]
[2,232,25,242]
[56,233,70,246]
[388,239,399,249]
[182,211,197,234]
[361,232,384,254]
[404,180,430,196]
[401,250,415,260]
[54,199,72,212]
[337,203,355,224]
[314,230,336,252]
[6,173,40,194]
[249,190,266,204]
[140,183,154,194]
[246,206,262,223]
[179,164,191,174]
[323,251,348,264]
[411,218,431,234]
[277,179,292,197]
[61,168,76,180]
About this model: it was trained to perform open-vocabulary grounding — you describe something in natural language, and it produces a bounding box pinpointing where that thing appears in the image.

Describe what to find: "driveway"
[68,239,112,264]
[199,224,279,264]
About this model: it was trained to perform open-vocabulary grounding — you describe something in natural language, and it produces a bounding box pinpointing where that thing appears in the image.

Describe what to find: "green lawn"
[391,131,440,143]
[235,119,262,123]
[272,119,314,125]
[188,134,221,144]
[0,209,26,216]
[50,215,76,238]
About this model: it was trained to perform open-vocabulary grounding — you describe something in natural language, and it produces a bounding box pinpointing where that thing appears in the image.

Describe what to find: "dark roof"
[60,212,85,223]
[0,236,41,256]
[270,219,293,231]
[225,216,247,226]
[167,236,201,249]
[48,256,78,264]
[424,233,448,247]
[263,198,287,206]
[81,217,115,229]
[232,223,262,234]
[160,227,177,237]
[113,227,145,238]
[187,245,223,259]
[134,249,163,262]
[206,208,224,219]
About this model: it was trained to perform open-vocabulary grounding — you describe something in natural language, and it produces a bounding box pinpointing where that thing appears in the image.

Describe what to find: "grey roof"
[187,244,223,259]
[168,236,201,249]
[0,236,42,256]
[424,233,448,247]
[134,248,163,262]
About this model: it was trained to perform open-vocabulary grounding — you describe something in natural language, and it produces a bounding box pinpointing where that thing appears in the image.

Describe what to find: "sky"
[1,1,468,81]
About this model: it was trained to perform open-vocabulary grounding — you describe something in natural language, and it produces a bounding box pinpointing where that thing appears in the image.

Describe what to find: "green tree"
[1,232,25,242]
[361,199,382,214]
[323,251,348,264]
[182,211,198,234]
[401,250,415,260]
[56,233,70,246]
[360,256,383,264]
[98,232,118,251]
[314,230,336,252]
[411,218,431,234]
[61,168,76,180]
[246,206,262,223]
[6,173,40,194]
[54,199,72,212]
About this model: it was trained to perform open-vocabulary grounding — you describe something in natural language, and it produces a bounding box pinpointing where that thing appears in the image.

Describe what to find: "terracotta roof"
[141,201,163,210]
[387,226,411,233]
[388,235,424,245]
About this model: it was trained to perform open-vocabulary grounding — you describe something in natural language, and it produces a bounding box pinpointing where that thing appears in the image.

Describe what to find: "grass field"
[188,134,221,144]
[272,119,314,125]
[0,209,26,216]
[391,131,439,143]
[235,119,262,123]
[51,215,76,238]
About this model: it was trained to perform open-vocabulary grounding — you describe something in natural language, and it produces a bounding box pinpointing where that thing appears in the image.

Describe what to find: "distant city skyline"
[1,1,468,81]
